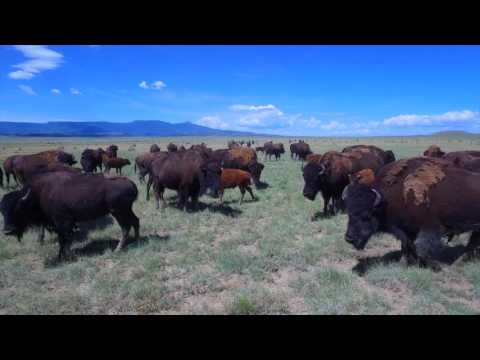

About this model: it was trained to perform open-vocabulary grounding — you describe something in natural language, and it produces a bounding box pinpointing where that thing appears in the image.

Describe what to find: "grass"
[1,135,480,314]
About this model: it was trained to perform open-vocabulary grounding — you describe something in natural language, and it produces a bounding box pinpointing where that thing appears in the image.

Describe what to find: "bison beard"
[0,172,140,261]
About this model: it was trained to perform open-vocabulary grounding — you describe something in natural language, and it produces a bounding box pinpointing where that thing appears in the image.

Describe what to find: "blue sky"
[1,45,480,136]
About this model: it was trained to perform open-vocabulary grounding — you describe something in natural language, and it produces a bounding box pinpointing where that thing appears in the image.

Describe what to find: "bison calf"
[219,169,255,205]
[103,157,131,175]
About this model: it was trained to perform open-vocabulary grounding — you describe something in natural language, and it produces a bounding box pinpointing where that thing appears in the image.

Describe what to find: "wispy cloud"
[70,88,81,95]
[51,89,61,95]
[384,110,479,126]
[230,104,278,112]
[139,80,167,90]
[196,116,229,130]
[18,84,36,96]
[8,45,63,80]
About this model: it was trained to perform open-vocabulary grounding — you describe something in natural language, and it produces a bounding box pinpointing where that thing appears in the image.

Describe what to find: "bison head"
[0,187,36,240]
[81,151,97,173]
[200,161,222,196]
[342,184,384,250]
[57,151,77,166]
[384,150,396,164]
[302,161,327,201]
[424,145,445,158]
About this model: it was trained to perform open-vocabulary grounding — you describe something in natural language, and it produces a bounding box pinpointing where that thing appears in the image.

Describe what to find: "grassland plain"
[1,135,480,314]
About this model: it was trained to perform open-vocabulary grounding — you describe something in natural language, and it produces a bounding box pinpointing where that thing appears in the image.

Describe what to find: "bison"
[423,145,446,158]
[81,148,105,173]
[134,151,168,183]
[423,146,480,172]
[150,144,161,153]
[302,150,385,216]
[342,157,480,270]
[0,171,140,260]
[167,143,178,153]
[264,142,285,160]
[148,151,222,211]
[218,169,256,205]
[3,156,21,187]
[103,156,131,175]
[290,141,313,161]
[106,145,119,158]
[342,144,396,165]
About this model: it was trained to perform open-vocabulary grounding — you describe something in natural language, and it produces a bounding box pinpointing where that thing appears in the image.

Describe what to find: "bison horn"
[318,164,326,175]
[371,188,382,207]
[21,188,31,202]
[342,185,350,201]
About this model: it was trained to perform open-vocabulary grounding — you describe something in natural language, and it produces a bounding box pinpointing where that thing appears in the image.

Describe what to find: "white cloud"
[321,120,346,130]
[384,110,479,126]
[18,85,36,96]
[139,80,167,90]
[51,89,61,95]
[196,116,229,130]
[70,88,81,95]
[230,104,277,112]
[8,45,63,80]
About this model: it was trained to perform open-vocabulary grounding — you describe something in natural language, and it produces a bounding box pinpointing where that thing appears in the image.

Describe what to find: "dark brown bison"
[218,169,255,205]
[147,151,222,211]
[303,150,385,216]
[167,143,178,153]
[3,156,21,187]
[290,141,313,161]
[423,146,480,172]
[0,171,139,260]
[150,144,161,153]
[342,157,480,270]
[255,146,265,154]
[81,148,105,173]
[134,151,168,183]
[102,156,131,174]
[264,142,285,160]
[342,144,396,165]
[106,145,118,158]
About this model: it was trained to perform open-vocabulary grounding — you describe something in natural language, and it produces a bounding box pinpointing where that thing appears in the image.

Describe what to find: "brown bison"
[255,146,265,154]
[134,151,168,183]
[0,171,139,260]
[290,141,313,161]
[423,145,446,158]
[150,144,161,153]
[303,150,386,216]
[102,156,131,175]
[167,143,178,152]
[106,145,118,158]
[3,156,21,187]
[342,157,480,270]
[218,169,256,205]
[148,151,222,211]
[423,146,480,172]
[264,142,285,160]
[342,144,396,165]
[81,148,105,173]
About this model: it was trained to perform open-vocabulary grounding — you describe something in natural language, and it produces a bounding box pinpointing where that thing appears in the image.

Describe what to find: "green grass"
[1,135,480,314]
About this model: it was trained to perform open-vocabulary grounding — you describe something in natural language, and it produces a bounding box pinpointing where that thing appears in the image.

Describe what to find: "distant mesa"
[0,120,264,137]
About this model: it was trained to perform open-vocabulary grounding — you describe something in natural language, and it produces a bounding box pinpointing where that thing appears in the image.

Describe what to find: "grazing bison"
[3,156,20,187]
[103,156,131,175]
[150,144,161,153]
[290,141,313,161]
[106,145,119,158]
[0,172,140,260]
[302,150,385,216]
[81,148,105,173]
[148,151,222,211]
[218,169,255,205]
[342,144,396,165]
[423,145,446,158]
[341,157,480,270]
[264,142,285,160]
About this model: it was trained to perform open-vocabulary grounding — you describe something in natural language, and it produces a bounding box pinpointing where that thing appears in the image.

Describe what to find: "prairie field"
[1,135,480,315]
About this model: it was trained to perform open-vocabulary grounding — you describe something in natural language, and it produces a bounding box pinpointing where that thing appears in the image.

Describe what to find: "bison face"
[384,150,396,164]
[57,152,77,166]
[81,156,96,173]
[342,184,383,250]
[302,162,325,201]
[201,162,222,195]
[0,187,34,239]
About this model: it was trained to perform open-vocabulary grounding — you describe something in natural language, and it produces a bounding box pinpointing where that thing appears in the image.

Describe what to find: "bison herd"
[1,140,480,272]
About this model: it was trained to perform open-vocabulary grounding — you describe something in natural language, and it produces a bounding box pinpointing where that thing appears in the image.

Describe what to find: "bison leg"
[415,229,444,271]
[391,226,417,265]
[464,230,480,260]
[246,185,255,200]
[239,187,246,205]
[322,194,331,215]
[38,226,45,245]
[219,188,224,205]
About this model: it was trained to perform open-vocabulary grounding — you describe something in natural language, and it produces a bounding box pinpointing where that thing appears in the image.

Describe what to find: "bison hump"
[403,161,446,206]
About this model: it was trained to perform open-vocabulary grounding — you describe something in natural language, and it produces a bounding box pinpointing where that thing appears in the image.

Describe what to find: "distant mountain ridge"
[430,130,478,138]
[0,120,262,137]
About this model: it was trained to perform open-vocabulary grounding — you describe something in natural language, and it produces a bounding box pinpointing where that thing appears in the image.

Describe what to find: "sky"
[1,45,480,136]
